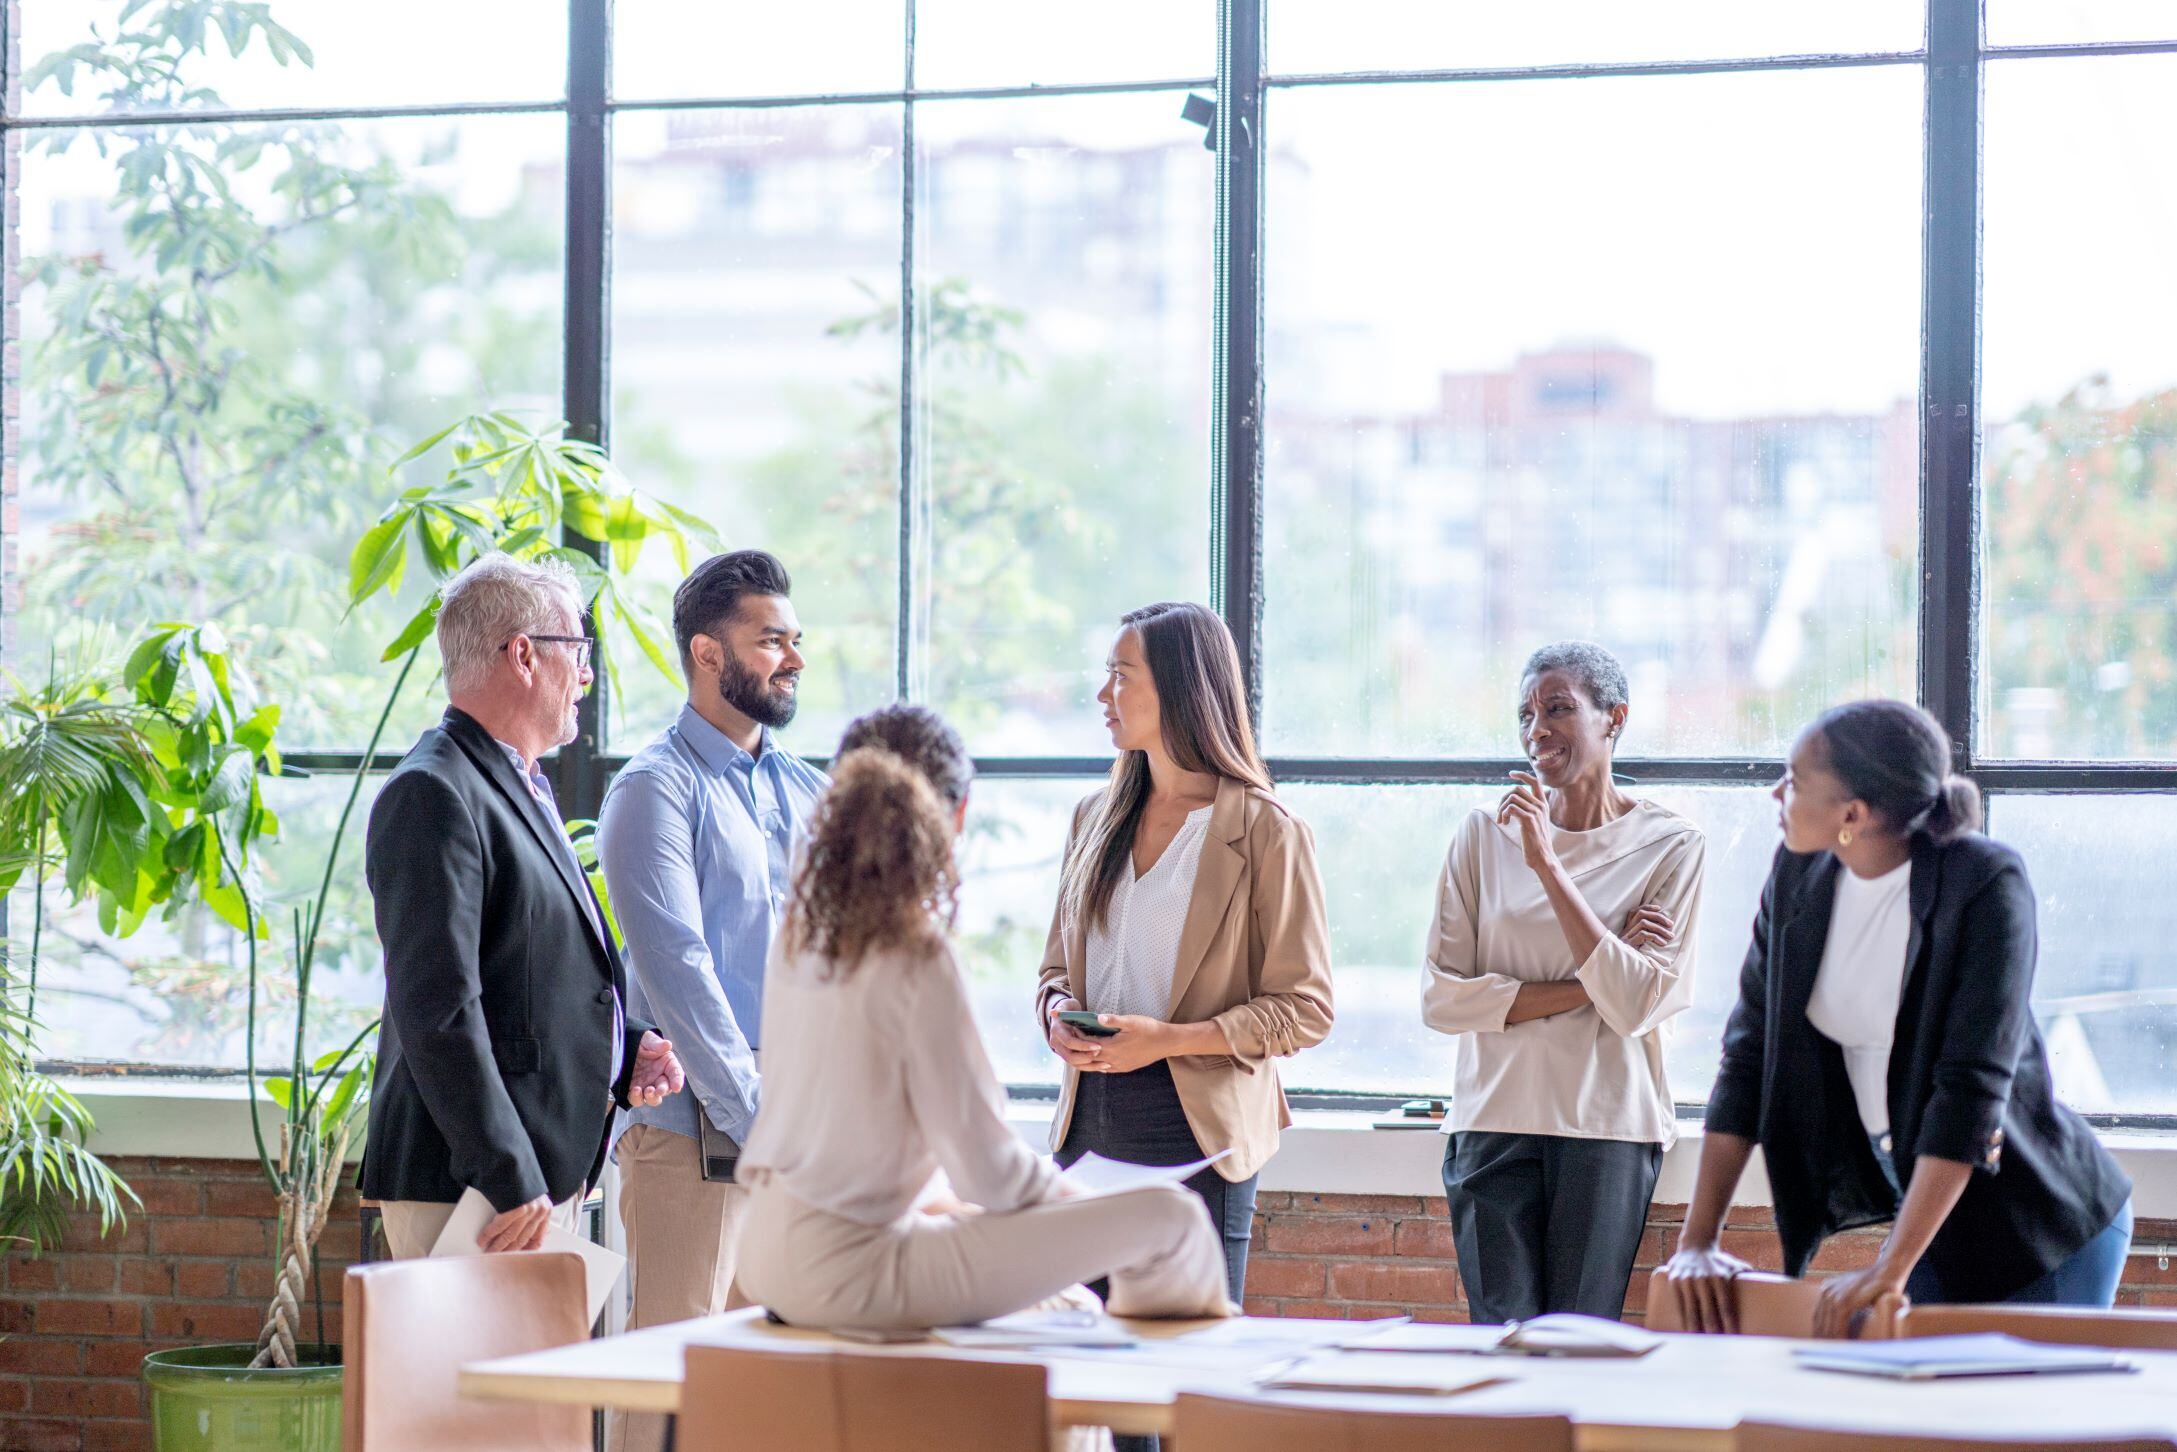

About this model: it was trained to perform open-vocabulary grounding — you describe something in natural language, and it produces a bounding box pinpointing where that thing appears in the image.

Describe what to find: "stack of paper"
[1792,1334,2138,1381]
[933,1309,1138,1350]
[1258,1351,1506,1397]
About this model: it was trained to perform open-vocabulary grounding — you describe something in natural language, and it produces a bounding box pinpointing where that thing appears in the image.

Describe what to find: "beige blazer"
[1035,776,1335,1183]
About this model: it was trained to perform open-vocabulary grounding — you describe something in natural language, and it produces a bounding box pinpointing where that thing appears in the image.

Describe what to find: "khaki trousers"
[376,1193,584,1261]
[734,1179,1231,1331]
[608,1123,753,1452]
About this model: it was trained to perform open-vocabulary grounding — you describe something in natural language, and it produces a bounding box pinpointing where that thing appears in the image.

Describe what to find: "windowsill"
[60,1076,2177,1219]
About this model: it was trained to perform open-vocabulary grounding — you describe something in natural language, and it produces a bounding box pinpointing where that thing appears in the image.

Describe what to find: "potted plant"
[124,411,717,1452]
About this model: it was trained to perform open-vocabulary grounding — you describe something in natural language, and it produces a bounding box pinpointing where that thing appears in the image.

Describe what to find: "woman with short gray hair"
[1420,641,1706,1323]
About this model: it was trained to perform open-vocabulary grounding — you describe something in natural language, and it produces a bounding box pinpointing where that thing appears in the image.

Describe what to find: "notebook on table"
[1340,1313,1661,1359]
[1257,1350,1509,1397]
[1791,1333,2139,1381]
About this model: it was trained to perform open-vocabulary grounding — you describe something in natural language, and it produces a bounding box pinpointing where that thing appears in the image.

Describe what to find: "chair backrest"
[1737,1424,2174,1452]
[678,1344,1052,1452]
[342,1251,590,1452]
[1899,1303,2177,1351]
[1645,1269,1902,1339]
[1172,1390,1574,1452]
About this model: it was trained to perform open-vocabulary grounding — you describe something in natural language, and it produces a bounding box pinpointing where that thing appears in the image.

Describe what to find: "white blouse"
[736,933,1060,1225]
[1806,858,1914,1139]
[1420,801,1706,1147]
[1084,804,1212,1020]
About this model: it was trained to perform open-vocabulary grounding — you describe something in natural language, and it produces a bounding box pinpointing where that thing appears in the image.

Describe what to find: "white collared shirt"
[1085,804,1213,1020]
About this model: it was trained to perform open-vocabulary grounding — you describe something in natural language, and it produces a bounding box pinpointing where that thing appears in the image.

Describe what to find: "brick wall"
[0,1157,362,1452]
[1243,1192,2177,1322]
[5,1169,2172,1451]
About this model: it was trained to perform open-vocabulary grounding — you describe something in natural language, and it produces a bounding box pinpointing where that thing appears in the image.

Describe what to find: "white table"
[460,1308,2177,1449]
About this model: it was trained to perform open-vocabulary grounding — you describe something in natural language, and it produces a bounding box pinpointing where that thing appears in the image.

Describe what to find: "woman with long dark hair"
[1666,700,2132,1335]
[1037,601,1335,1306]
[733,709,1231,1331]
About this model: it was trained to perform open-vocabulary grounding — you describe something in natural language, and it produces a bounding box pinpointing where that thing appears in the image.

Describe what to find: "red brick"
[1285,1194,1427,1216]
[1260,1300,1353,1320]
[1241,1258,1325,1299]
[1240,1297,1280,1318]
[1420,1196,1449,1217]
[172,1261,227,1298]
[1261,1216,1394,1257]
[0,1339,82,1376]
[5,1256,60,1292]
[148,1300,267,1342]
[2122,1253,2177,1287]
[201,1179,276,1217]
[233,1261,278,1302]
[32,1298,141,1338]
[1392,1217,1458,1260]
[31,1378,142,1420]
[127,1177,206,1217]
[56,1215,147,1254]
[1805,1233,1883,1273]
[2141,1289,2177,1308]
[1252,1192,1298,1213]
[1413,1305,1471,1324]
[152,1217,269,1258]
[86,1340,176,1377]
[1327,1261,1460,1307]
[82,1421,150,1452]
[0,1416,83,1452]
[121,1259,179,1297]
[60,1255,118,1293]
[0,1378,26,1413]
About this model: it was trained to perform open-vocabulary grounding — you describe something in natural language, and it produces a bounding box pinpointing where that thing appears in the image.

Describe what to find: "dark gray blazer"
[1707,831,2130,1301]
[358,708,648,1211]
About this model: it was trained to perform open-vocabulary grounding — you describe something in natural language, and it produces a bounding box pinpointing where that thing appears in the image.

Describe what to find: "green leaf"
[234,704,280,755]
[263,1077,295,1112]
[348,513,410,606]
[379,599,440,663]
[391,419,461,468]
[198,749,253,815]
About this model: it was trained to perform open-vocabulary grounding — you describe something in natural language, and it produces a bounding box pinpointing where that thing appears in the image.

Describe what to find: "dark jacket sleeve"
[1705,846,1783,1140]
[613,1013,652,1110]
[368,771,550,1211]
[1914,858,2036,1170]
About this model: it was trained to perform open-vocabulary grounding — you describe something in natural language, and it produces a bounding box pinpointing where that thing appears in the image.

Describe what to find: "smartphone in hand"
[1056,1009,1121,1038]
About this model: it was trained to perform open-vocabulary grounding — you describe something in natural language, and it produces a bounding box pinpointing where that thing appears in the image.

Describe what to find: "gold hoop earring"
[1838,827,1855,848]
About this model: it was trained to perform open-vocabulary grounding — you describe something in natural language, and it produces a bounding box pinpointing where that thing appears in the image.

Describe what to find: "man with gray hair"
[359,552,686,1259]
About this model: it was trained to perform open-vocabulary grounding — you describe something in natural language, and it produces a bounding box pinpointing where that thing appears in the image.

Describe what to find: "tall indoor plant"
[126,411,718,1452]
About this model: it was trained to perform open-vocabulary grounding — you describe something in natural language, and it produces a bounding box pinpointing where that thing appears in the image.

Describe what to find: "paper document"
[933,1308,1137,1349]
[1495,1313,1661,1358]
[1343,1322,1507,1354]
[429,1188,626,1326]
[1792,1334,2138,1381]
[1182,1315,1408,1350]
[1258,1351,1507,1397]
[1061,1149,1231,1196]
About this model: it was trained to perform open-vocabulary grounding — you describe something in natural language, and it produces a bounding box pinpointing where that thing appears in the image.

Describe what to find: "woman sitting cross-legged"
[733,707,1232,1331]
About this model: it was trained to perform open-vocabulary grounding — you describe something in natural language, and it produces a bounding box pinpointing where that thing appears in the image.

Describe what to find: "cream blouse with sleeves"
[1420,800,1706,1147]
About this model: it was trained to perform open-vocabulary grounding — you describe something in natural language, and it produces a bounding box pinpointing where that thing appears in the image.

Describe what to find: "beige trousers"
[608,1123,754,1452]
[734,1180,1231,1331]
[376,1192,584,1261]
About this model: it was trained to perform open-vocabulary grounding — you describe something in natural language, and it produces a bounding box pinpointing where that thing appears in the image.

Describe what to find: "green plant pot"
[142,1343,343,1452]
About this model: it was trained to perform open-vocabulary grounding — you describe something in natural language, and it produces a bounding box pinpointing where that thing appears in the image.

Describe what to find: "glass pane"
[1987,2,2177,47]
[1280,781,1773,1098]
[16,774,385,1069]
[1262,69,1922,758]
[955,777,1088,1087]
[17,0,563,116]
[916,0,1213,90]
[614,0,904,101]
[609,107,904,753]
[1981,56,2177,759]
[1267,1,1921,75]
[911,95,1214,754]
[10,114,565,751]
[1986,794,2177,1115]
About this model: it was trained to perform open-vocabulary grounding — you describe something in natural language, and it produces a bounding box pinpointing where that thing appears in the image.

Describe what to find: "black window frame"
[10,1,2177,1123]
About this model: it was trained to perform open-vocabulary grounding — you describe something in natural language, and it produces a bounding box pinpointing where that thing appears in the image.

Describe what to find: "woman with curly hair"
[733,705,1232,1330]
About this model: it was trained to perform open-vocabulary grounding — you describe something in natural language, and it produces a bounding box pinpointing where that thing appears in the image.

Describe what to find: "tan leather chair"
[1172,1390,1574,1452]
[677,1343,1053,1452]
[1646,1268,1903,1338]
[342,1250,590,1452]
[1737,1426,2175,1452]
[1899,1303,2177,1351]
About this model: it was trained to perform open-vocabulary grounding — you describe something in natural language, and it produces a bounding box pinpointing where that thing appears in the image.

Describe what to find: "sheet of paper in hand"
[428,1187,626,1326]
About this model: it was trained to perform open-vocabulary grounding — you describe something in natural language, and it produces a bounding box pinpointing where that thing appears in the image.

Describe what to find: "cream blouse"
[1420,800,1705,1146]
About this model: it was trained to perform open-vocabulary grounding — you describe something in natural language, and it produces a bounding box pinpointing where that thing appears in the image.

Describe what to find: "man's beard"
[720,653,798,729]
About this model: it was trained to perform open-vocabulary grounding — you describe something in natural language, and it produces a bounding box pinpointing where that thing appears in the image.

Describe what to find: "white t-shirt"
[1084,804,1213,1019]
[1806,858,1915,1139]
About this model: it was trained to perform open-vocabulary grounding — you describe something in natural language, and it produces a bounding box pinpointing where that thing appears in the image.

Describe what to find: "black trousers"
[1057,1061,1257,1452]
[1055,1059,1258,1300]
[1442,1129,1661,1324]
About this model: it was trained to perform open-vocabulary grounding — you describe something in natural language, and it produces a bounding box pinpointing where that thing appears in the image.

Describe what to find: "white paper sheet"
[429,1187,626,1326]
[1060,1149,1232,1195]
[1180,1314,1409,1350]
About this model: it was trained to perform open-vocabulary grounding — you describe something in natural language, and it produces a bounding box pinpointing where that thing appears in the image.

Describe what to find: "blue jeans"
[1872,1131,2133,1307]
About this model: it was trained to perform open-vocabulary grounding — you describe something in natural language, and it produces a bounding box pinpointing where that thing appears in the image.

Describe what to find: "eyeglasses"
[502,634,593,669]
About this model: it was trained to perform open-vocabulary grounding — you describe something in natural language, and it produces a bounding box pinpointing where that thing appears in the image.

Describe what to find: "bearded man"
[596,549,828,1452]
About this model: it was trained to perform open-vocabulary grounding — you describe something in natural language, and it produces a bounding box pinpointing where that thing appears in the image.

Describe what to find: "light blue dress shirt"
[598,703,828,1146]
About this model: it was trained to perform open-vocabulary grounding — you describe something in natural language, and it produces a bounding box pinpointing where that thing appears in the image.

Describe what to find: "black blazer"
[1706,831,2129,1302]
[358,708,649,1211]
